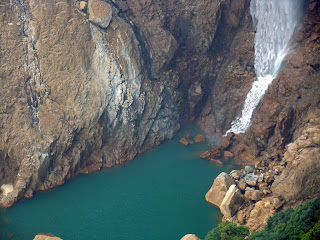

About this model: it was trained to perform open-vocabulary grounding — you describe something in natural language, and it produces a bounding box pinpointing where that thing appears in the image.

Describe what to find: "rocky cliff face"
[0,0,252,207]
[203,0,320,232]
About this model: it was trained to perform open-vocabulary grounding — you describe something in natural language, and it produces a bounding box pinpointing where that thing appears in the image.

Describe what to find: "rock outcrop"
[271,117,320,202]
[194,0,320,235]
[206,164,285,231]
[206,114,320,232]
[0,0,254,207]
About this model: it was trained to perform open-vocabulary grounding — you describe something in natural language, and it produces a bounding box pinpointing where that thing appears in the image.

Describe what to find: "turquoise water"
[0,125,237,240]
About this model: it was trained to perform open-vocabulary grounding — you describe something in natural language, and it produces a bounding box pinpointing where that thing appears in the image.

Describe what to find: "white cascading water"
[227,0,303,134]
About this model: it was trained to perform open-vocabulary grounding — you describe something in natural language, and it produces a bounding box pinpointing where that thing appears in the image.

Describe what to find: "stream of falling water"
[227,0,303,134]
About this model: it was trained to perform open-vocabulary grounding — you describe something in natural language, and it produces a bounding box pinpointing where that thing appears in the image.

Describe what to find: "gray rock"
[244,173,259,187]
[245,165,255,174]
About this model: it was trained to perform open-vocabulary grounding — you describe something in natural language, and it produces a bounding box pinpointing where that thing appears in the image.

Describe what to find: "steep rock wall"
[0,0,252,206]
[203,1,320,232]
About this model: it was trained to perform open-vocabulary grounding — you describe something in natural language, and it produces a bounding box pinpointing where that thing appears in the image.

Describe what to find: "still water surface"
[0,125,237,240]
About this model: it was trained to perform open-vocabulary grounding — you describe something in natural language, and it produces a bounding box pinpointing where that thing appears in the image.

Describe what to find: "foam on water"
[227,0,303,134]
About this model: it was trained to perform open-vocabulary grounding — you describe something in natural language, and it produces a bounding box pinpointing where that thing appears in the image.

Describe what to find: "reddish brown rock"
[233,133,244,143]
[220,138,232,149]
[224,151,235,160]
[211,147,223,158]
[34,234,62,240]
[198,2,256,135]
[179,138,189,146]
[245,2,320,164]
[194,134,205,143]
[200,150,212,160]
[226,132,235,141]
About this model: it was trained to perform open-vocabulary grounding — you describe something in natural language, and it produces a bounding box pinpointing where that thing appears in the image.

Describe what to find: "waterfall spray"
[227,0,303,134]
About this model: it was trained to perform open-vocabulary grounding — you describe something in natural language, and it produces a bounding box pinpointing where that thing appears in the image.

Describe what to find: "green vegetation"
[301,219,320,240]
[205,221,249,240]
[204,197,320,240]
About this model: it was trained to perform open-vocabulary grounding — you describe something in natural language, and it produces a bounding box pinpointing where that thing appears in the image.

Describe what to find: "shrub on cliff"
[249,197,320,240]
[204,220,249,240]
[301,219,320,240]
[204,198,320,240]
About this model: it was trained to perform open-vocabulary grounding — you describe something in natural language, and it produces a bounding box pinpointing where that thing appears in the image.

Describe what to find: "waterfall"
[227,0,303,134]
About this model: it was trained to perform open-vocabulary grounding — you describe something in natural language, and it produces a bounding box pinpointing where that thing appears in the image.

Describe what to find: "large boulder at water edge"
[34,234,63,240]
[220,184,245,218]
[194,134,205,143]
[205,172,234,207]
[180,234,201,240]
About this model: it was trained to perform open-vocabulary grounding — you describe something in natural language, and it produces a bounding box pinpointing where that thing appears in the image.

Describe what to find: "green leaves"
[204,221,249,240]
[249,198,320,240]
[204,198,320,240]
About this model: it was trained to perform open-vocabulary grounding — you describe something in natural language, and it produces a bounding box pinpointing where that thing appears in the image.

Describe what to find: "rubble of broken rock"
[205,163,285,232]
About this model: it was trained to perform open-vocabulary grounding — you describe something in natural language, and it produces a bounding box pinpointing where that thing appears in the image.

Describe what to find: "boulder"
[264,173,274,184]
[205,172,234,207]
[179,138,189,146]
[34,234,62,240]
[200,150,211,159]
[79,1,87,11]
[211,147,223,158]
[244,187,254,199]
[237,180,247,191]
[230,169,244,180]
[220,184,245,218]
[251,190,262,201]
[258,182,268,190]
[220,138,232,149]
[233,133,244,142]
[226,132,235,141]
[246,197,284,232]
[244,173,259,187]
[236,210,245,224]
[180,234,201,240]
[194,134,205,143]
[244,165,255,174]
[223,151,234,160]
[88,0,113,28]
